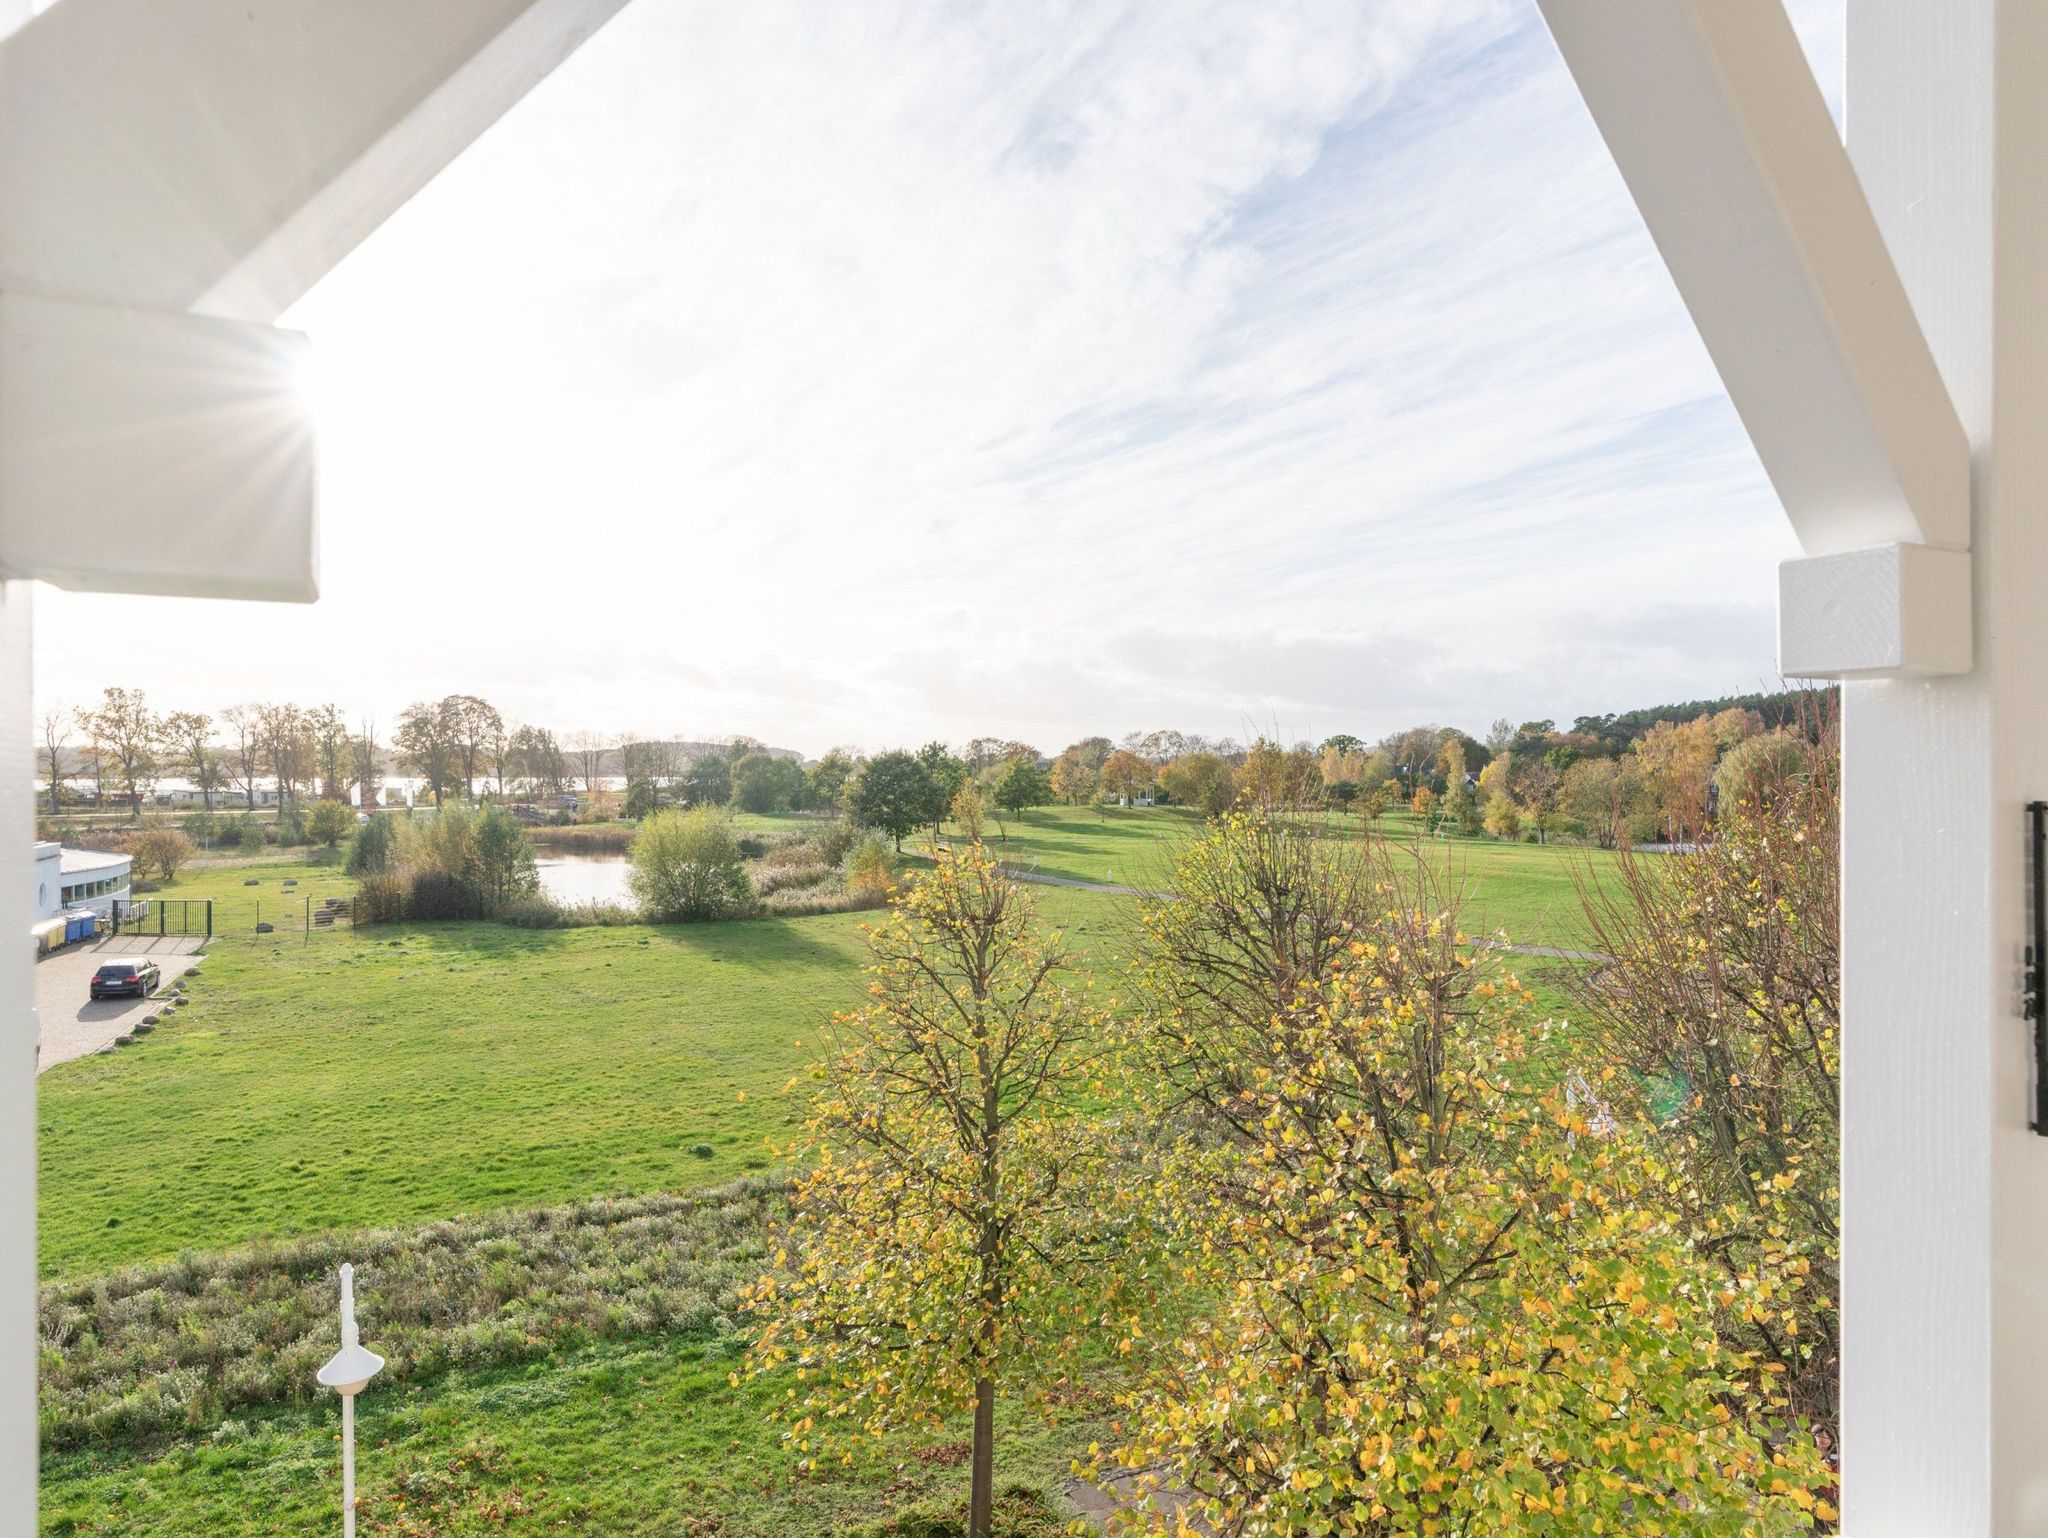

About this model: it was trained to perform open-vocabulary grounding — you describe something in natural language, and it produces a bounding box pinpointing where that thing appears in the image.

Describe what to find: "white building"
[30,841,131,922]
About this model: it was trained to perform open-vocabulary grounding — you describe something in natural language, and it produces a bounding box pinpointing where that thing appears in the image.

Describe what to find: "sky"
[32,0,1845,759]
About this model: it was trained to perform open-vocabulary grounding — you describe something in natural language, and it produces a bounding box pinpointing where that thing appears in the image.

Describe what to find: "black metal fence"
[110,898,213,940]
[304,895,356,936]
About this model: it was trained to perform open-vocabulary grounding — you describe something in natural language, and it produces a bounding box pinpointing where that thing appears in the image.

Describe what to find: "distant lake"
[536,852,634,908]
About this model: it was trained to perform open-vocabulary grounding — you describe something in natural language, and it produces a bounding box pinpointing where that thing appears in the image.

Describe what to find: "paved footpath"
[36,936,207,1072]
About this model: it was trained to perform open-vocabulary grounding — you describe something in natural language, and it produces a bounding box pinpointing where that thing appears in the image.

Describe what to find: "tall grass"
[40,1179,782,1452]
[526,822,635,853]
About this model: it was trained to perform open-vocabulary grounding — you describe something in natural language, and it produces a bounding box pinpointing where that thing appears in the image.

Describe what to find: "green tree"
[1440,735,1474,832]
[628,807,752,921]
[1482,789,1521,838]
[308,704,353,801]
[506,724,567,796]
[1048,752,1099,805]
[161,710,224,811]
[682,747,733,807]
[989,757,1050,817]
[845,750,929,850]
[732,752,803,814]
[1099,748,1154,803]
[131,828,196,883]
[396,804,537,914]
[441,695,504,800]
[1574,717,1841,1426]
[806,749,857,811]
[305,798,354,848]
[472,804,539,908]
[1713,729,1809,811]
[346,813,397,876]
[79,687,162,819]
[742,847,1130,1538]
[1159,750,1232,814]
[915,741,968,839]
[1110,815,1834,1532]
[394,701,457,807]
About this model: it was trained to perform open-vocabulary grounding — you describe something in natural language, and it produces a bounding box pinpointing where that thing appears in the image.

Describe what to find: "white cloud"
[34,0,1843,754]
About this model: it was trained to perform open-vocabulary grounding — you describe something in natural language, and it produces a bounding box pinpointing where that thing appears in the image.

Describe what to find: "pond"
[535,851,635,907]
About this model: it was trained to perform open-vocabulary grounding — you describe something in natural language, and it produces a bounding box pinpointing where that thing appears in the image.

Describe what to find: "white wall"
[0,582,33,1521]
[1841,3,2048,1532]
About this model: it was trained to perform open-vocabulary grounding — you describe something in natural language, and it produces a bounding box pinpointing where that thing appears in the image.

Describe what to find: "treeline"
[1569,685,1828,756]
[31,688,803,821]
[38,683,1832,851]
[38,690,375,818]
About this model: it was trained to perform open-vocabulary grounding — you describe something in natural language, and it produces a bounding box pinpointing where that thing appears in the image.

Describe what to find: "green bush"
[841,833,899,905]
[354,873,407,924]
[629,807,753,922]
[345,813,397,876]
[497,896,567,928]
[394,804,538,917]
[305,799,354,848]
[404,870,477,921]
[815,819,858,866]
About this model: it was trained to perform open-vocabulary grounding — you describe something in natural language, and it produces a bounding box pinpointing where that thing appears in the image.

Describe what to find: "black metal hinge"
[2027,801,2048,1134]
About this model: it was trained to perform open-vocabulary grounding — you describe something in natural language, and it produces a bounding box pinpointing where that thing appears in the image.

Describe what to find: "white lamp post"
[315,1263,384,1538]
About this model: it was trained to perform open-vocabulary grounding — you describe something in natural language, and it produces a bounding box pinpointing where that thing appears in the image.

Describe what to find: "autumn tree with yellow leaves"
[741,845,1144,1538]
[1574,709,1841,1433]
[1104,814,1834,1535]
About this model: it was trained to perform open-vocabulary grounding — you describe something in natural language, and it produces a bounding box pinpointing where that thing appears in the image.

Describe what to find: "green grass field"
[960,804,1614,950]
[42,1332,1105,1538]
[37,811,1629,1534]
[42,885,862,1278]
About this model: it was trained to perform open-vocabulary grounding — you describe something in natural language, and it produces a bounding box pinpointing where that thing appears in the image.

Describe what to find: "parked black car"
[89,960,159,1001]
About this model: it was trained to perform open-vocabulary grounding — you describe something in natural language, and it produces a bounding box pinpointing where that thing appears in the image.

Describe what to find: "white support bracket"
[0,288,316,600]
[1535,0,1976,677]
[1779,542,1972,678]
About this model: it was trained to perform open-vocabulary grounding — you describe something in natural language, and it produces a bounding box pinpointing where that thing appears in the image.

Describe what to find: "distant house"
[31,842,132,922]
[157,779,278,808]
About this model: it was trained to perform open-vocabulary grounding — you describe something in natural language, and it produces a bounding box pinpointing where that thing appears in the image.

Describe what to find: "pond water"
[535,851,635,907]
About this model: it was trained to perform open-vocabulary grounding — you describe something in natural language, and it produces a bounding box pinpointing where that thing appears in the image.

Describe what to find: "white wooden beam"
[1534,0,1969,560]
[0,290,316,600]
[1836,3,2048,1533]
[0,0,630,325]
[0,582,31,1538]
[1778,542,1972,679]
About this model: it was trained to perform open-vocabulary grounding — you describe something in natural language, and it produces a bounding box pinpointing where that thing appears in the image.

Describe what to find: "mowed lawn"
[38,859,1122,1279]
[40,866,867,1277]
[960,805,1619,951]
